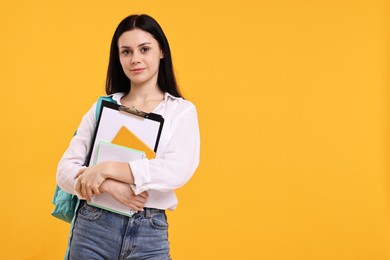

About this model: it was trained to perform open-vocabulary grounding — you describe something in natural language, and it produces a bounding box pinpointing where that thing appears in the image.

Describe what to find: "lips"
[130,68,145,73]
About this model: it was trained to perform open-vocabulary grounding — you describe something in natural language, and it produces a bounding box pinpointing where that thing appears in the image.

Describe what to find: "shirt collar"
[164,92,182,101]
[110,92,181,105]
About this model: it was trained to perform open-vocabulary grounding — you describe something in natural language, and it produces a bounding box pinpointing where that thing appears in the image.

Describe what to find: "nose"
[131,51,141,64]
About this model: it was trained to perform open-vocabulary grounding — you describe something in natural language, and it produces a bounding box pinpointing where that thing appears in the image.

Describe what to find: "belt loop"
[145,208,152,218]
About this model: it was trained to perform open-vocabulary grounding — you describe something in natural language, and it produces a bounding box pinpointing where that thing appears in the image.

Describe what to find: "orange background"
[0,0,389,259]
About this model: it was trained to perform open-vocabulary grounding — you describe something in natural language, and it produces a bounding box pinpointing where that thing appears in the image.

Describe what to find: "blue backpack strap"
[60,95,119,259]
[95,95,117,121]
[52,95,118,224]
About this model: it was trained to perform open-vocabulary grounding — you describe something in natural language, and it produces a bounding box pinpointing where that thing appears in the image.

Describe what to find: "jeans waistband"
[80,201,164,218]
[136,207,165,218]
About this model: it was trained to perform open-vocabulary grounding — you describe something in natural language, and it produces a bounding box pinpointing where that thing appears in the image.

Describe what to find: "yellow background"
[0,0,388,259]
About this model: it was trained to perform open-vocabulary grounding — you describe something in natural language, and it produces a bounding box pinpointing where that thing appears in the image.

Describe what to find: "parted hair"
[105,14,182,98]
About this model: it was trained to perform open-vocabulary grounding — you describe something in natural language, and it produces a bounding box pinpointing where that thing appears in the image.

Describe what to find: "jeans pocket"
[77,202,103,221]
[149,213,169,230]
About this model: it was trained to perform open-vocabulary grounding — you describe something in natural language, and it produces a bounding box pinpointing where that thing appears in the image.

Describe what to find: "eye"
[140,47,150,53]
[121,49,132,55]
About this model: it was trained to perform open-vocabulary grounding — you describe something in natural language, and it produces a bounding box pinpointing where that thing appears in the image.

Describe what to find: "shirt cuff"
[128,158,151,194]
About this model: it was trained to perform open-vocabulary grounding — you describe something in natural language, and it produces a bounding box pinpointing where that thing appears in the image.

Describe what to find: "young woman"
[57,14,200,259]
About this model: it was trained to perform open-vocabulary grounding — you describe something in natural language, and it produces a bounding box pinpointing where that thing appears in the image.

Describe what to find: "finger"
[127,202,144,212]
[75,167,87,178]
[75,177,82,195]
[133,197,148,209]
[92,186,101,195]
[139,191,149,199]
[137,192,149,201]
[124,196,145,210]
[86,186,94,201]
[81,181,89,201]
[134,195,147,204]
[133,199,145,208]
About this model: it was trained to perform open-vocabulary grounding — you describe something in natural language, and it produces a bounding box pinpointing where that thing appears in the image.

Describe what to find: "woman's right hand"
[99,179,148,211]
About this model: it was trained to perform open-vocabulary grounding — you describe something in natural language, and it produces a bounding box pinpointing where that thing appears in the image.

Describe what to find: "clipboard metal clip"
[119,105,149,118]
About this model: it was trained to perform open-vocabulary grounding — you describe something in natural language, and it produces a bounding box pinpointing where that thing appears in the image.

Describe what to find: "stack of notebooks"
[88,126,155,216]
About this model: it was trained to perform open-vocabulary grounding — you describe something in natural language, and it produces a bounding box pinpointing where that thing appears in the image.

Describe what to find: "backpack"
[51,96,116,223]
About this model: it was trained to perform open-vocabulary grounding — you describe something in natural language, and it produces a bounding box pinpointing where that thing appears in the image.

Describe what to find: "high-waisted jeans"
[69,202,171,260]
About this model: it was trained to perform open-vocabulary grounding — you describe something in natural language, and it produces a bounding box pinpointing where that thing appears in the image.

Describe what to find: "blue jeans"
[69,202,171,260]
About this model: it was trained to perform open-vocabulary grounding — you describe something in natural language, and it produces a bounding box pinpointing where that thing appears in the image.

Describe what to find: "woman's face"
[118,29,163,87]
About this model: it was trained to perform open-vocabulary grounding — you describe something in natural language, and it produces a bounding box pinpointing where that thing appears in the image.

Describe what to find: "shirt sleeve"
[56,102,97,196]
[129,104,200,194]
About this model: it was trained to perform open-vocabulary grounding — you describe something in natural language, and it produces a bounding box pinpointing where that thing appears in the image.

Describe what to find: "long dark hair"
[105,14,182,98]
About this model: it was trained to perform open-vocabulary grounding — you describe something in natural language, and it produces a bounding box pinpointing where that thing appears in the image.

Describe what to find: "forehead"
[117,29,158,47]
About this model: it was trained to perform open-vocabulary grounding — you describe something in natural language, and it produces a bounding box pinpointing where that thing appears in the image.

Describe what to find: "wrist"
[100,161,133,184]
[101,161,113,179]
[99,179,111,193]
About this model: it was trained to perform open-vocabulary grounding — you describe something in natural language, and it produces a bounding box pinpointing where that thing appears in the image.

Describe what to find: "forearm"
[101,161,135,185]
[57,101,97,194]
[99,178,148,211]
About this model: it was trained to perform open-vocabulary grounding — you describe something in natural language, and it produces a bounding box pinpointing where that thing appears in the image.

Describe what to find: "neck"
[123,81,165,105]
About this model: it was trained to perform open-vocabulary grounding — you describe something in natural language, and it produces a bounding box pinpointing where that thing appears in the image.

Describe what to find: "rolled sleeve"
[56,102,97,195]
[129,158,151,194]
[128,104,200,193]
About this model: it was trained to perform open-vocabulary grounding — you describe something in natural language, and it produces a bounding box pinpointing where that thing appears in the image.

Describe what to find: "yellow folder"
[111,126,156,159]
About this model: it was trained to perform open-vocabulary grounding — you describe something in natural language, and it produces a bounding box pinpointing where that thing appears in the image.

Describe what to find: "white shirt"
[56,92,200,210]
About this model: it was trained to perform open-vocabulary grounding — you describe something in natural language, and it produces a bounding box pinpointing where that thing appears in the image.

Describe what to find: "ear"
[160,50,164,59]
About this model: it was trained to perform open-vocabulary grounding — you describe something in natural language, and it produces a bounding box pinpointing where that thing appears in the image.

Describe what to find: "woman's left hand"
[75,163,108,201]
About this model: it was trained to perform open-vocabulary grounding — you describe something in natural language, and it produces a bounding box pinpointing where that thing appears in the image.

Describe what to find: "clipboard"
[84,100,164,216]
[85,100,164,167]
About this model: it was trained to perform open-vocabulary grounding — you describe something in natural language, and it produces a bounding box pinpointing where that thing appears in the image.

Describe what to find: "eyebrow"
[119,42,152,49]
